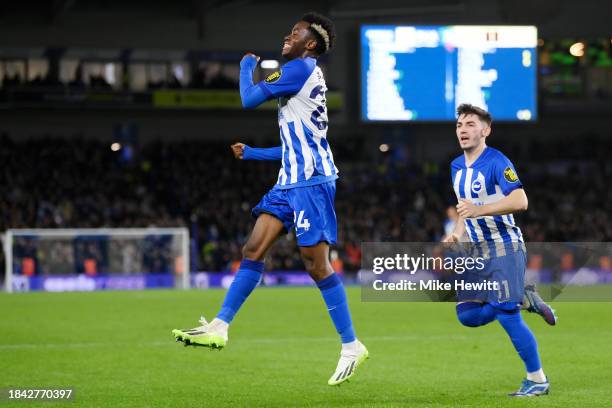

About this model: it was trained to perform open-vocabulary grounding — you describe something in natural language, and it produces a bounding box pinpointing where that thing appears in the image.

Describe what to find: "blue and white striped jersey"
[451,147,524,247]
[258,57,338,189]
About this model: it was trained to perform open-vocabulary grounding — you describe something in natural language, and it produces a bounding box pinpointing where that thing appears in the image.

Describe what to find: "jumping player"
[443,104,556,397]
[172,12,368,386]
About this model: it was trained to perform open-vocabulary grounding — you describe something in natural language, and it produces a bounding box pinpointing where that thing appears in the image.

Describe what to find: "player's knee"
[457,312,481,327]
[305,259,331,281]
[303,260,321,275]
[302,257,314,271]
[456,303,484,327]
[242,243,264,261]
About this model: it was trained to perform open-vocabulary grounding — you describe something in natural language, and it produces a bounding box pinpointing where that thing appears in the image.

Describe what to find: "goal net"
[3,228,190,292]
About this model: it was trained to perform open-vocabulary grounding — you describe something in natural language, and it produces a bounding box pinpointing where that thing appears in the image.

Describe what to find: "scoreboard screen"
[361,25,538,122]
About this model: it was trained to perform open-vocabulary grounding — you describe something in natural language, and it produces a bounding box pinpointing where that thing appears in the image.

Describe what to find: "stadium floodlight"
[3,228,190,293]
[260,59,279,69]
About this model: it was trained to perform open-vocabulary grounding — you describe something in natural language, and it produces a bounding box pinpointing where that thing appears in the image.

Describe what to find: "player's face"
[456,113,490,151]
[282,21,317,60]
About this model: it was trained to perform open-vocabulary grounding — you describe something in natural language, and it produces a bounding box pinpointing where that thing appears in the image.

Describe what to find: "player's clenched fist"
[231,143,246,160]
[441,233,460,243]
[241,52,260,61]
[456,199,481,218]
[240,53,260,70]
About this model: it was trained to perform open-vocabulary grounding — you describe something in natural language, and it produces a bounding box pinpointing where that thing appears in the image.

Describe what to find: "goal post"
[3,228,190,293]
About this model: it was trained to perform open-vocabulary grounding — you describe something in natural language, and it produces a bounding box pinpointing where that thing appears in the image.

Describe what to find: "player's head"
[455,104,492,151]
[282,12,336,60]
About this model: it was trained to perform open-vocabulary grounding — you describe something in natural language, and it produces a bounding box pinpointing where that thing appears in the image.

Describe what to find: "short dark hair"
[456,103,492,126]
[301,12,336,55]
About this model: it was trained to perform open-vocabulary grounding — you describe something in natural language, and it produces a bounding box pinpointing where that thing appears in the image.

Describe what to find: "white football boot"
[328,340,369,385]
[182,317,228,349]
[172,316,209,342]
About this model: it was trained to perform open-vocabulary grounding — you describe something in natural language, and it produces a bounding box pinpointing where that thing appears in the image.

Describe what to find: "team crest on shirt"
[471,179,483,194]
[265,70,281,83]
[504,167,519,183]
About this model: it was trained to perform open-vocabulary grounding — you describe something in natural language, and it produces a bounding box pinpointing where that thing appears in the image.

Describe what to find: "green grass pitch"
[1,287,611,407]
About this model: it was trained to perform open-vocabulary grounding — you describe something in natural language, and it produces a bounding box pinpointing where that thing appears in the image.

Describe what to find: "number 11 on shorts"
[294,210,310,232]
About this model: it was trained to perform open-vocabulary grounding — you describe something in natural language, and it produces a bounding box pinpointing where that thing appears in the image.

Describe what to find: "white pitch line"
[0,334,472,350]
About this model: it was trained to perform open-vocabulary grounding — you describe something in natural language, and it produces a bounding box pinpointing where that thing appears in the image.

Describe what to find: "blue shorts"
[252,181,337,247]
[456,246,526,310]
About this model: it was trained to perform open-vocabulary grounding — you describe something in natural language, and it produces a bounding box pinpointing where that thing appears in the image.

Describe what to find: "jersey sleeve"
[450,159,462,200]
[257,58,313,99]
[493,154,523,195]
[239,55,268,109]
[243,145,282,161]
[450,170,460,200]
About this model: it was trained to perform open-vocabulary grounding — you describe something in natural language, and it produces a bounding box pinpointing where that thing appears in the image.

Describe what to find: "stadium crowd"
[0,65,239,92]
[1,133,610,273]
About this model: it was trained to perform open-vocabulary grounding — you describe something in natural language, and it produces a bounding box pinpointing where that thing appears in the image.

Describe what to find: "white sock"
[527,368,546,383]
[210,318,229,332]
[341,340,359,352]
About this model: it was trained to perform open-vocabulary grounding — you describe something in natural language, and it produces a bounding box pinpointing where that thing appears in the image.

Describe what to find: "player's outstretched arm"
[231,143,282,161]
[457,189,528,218]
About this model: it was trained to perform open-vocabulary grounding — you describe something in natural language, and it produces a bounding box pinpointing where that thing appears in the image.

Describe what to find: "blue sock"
[497,310,542,373]
[316,273,356,343]
[216,259,264,324]
[456,302,497,327]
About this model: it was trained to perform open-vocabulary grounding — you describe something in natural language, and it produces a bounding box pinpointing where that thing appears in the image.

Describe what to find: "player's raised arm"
[231,143,282,161]
[239,56,311,109]
[239,53,267,109]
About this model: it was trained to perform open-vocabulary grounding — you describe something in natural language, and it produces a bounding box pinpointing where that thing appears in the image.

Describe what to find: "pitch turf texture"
[1,287,611,407]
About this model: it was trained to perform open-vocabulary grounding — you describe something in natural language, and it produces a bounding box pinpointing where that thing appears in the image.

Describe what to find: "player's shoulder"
[450,154,465,169]
[486,146,507,159]
[485,147,514,166]
[264,58,317,91]
[281,57,317,76]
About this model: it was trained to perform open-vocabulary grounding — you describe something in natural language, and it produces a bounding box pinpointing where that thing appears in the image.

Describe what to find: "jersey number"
[497,280,510,302]
[294,210,310,231]
[309,85,327,130]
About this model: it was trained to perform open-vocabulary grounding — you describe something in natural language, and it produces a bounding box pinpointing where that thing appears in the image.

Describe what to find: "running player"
[443,104,556,396]
[172,12,368,386]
